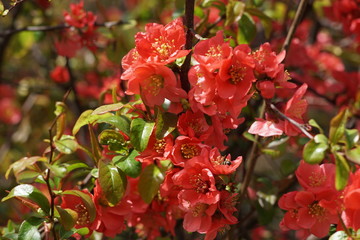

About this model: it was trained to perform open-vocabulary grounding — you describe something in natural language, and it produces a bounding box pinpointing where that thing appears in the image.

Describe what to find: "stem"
[179,0,195,92]
[338,213,352,238]
[238,100,266,201]
[45,90,70,240]
[268,102,314,139]
[0,19,128,37]
[281,0,309,54]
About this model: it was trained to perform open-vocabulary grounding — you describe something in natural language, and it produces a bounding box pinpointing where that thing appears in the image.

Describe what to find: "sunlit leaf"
[2,184,50,214]
[155,111,177,139]
[329,108,349,144]
[237,12,256,44]
[18,217,43,240]
[334,152,350,190]
[130,118,155,152]
[96,115,131,137]
[56,207,77,231]
[54,135,78,154]
[92,102,124,115]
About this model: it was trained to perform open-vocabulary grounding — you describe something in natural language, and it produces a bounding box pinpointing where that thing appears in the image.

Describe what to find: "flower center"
[75,203,90,226]
[154,139,166,153]
[308,202,326,220]
[229,66,246,84]
[192,203,207,217]
[190,173,210,194]
[152,36,174,59]
[180,144,200,159]
[308,172,326,187]
[205,45,223,59]
[144,74,164,96]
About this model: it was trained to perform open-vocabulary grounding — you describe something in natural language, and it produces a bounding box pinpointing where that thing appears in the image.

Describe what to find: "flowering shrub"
[0,0,360,240]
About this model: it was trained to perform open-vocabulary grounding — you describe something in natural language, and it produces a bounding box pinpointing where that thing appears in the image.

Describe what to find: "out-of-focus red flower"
[50,66,70,84]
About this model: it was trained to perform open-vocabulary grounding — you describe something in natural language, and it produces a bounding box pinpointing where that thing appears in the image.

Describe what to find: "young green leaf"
[92,102,124,115]
[54,135,78,154]
[329,108,349,144]
[130,118,155,152]
[138,164,164,204]
[56,207,77,231]
[72,110,112,135]
[334,152,350,190]
[303,134,329,164]
[155,111,178,139]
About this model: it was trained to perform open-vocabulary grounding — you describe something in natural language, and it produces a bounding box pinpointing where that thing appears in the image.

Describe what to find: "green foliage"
[98,160,127,207]
[303,134,329,164]
[113,150,142,178]
[138,164,164,204]
[2,184,50,214]
[18,217,43,240]
[130,118,155,152]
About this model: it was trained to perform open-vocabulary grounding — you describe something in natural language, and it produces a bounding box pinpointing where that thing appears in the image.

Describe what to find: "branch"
[179,0,195,93]
[0,19,128,37]
[268,102,314,139]
[281,0,309,54]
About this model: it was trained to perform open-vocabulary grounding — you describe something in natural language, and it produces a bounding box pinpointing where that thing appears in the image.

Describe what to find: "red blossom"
[50,66,70,84]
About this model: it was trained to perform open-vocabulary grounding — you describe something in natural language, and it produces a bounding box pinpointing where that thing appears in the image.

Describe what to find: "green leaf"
[96,115,131,137]
[114,150,141,178]
[2,184,50,214]
[155,111,178,139]
[138,164,164,204]
[225,0,245,27]
[303,135,329,164]
[61,190,96,222]
[346,146,360,164]
[237,12,256,44]
[56,207,77,231]
[16,171,41,184]
[92,102,124,115]
[72,110,112,135]
[0,2,4,14]
[329,108,349,144]
[5,156,46,179]
[344,129,359,149]
[18,217,43,240]
[88,125,102,163]
[98,161,126,206]
[130,118,155,152]
[245,7,273,38]
[329,231,348,240]
[98,129,126,152]
[54,135,78,154]
[309,119,324,134]
[66,162,90,172]
[334,152,350,190]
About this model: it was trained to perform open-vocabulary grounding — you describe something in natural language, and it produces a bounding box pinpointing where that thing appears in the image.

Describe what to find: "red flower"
[173,158,220,206]
[123,64,187,107]
[60,189,96,230]
[177,110,214,140]
[182,202,217,233]
[170,136,208,167]
[342,169,360,231]
[207,148,242,175]
[50,66,70,84]
[193,31,232,72]
[252,42,285,78]
[135,18,190,64]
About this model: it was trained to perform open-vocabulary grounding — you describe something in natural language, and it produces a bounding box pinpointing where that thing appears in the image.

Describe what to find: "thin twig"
[238,100,266,201]
[281,0,309,54]
[268,102,314,139]
[44,89,71,240]
[0,19,128,37]
[179,0,195,93]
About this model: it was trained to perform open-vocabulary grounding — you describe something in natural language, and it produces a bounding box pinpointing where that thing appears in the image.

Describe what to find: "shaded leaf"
[138,164,164,204]
[114,150,141,178]
[130,118,155,152]
[98,161,126,206]
[344,129,359,149]
[225,0,245,26]
[346,146,360,164]
[88,125,102,163]
[155,111,178,139]
[56,207,77,231]
[5,156,46,179]
[237,12,256,44]
[2,184,50,214]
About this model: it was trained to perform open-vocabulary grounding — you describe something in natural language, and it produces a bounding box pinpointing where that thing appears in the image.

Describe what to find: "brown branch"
[179,0,195,93]
[281,0,309,54]
[0,19,128,37]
